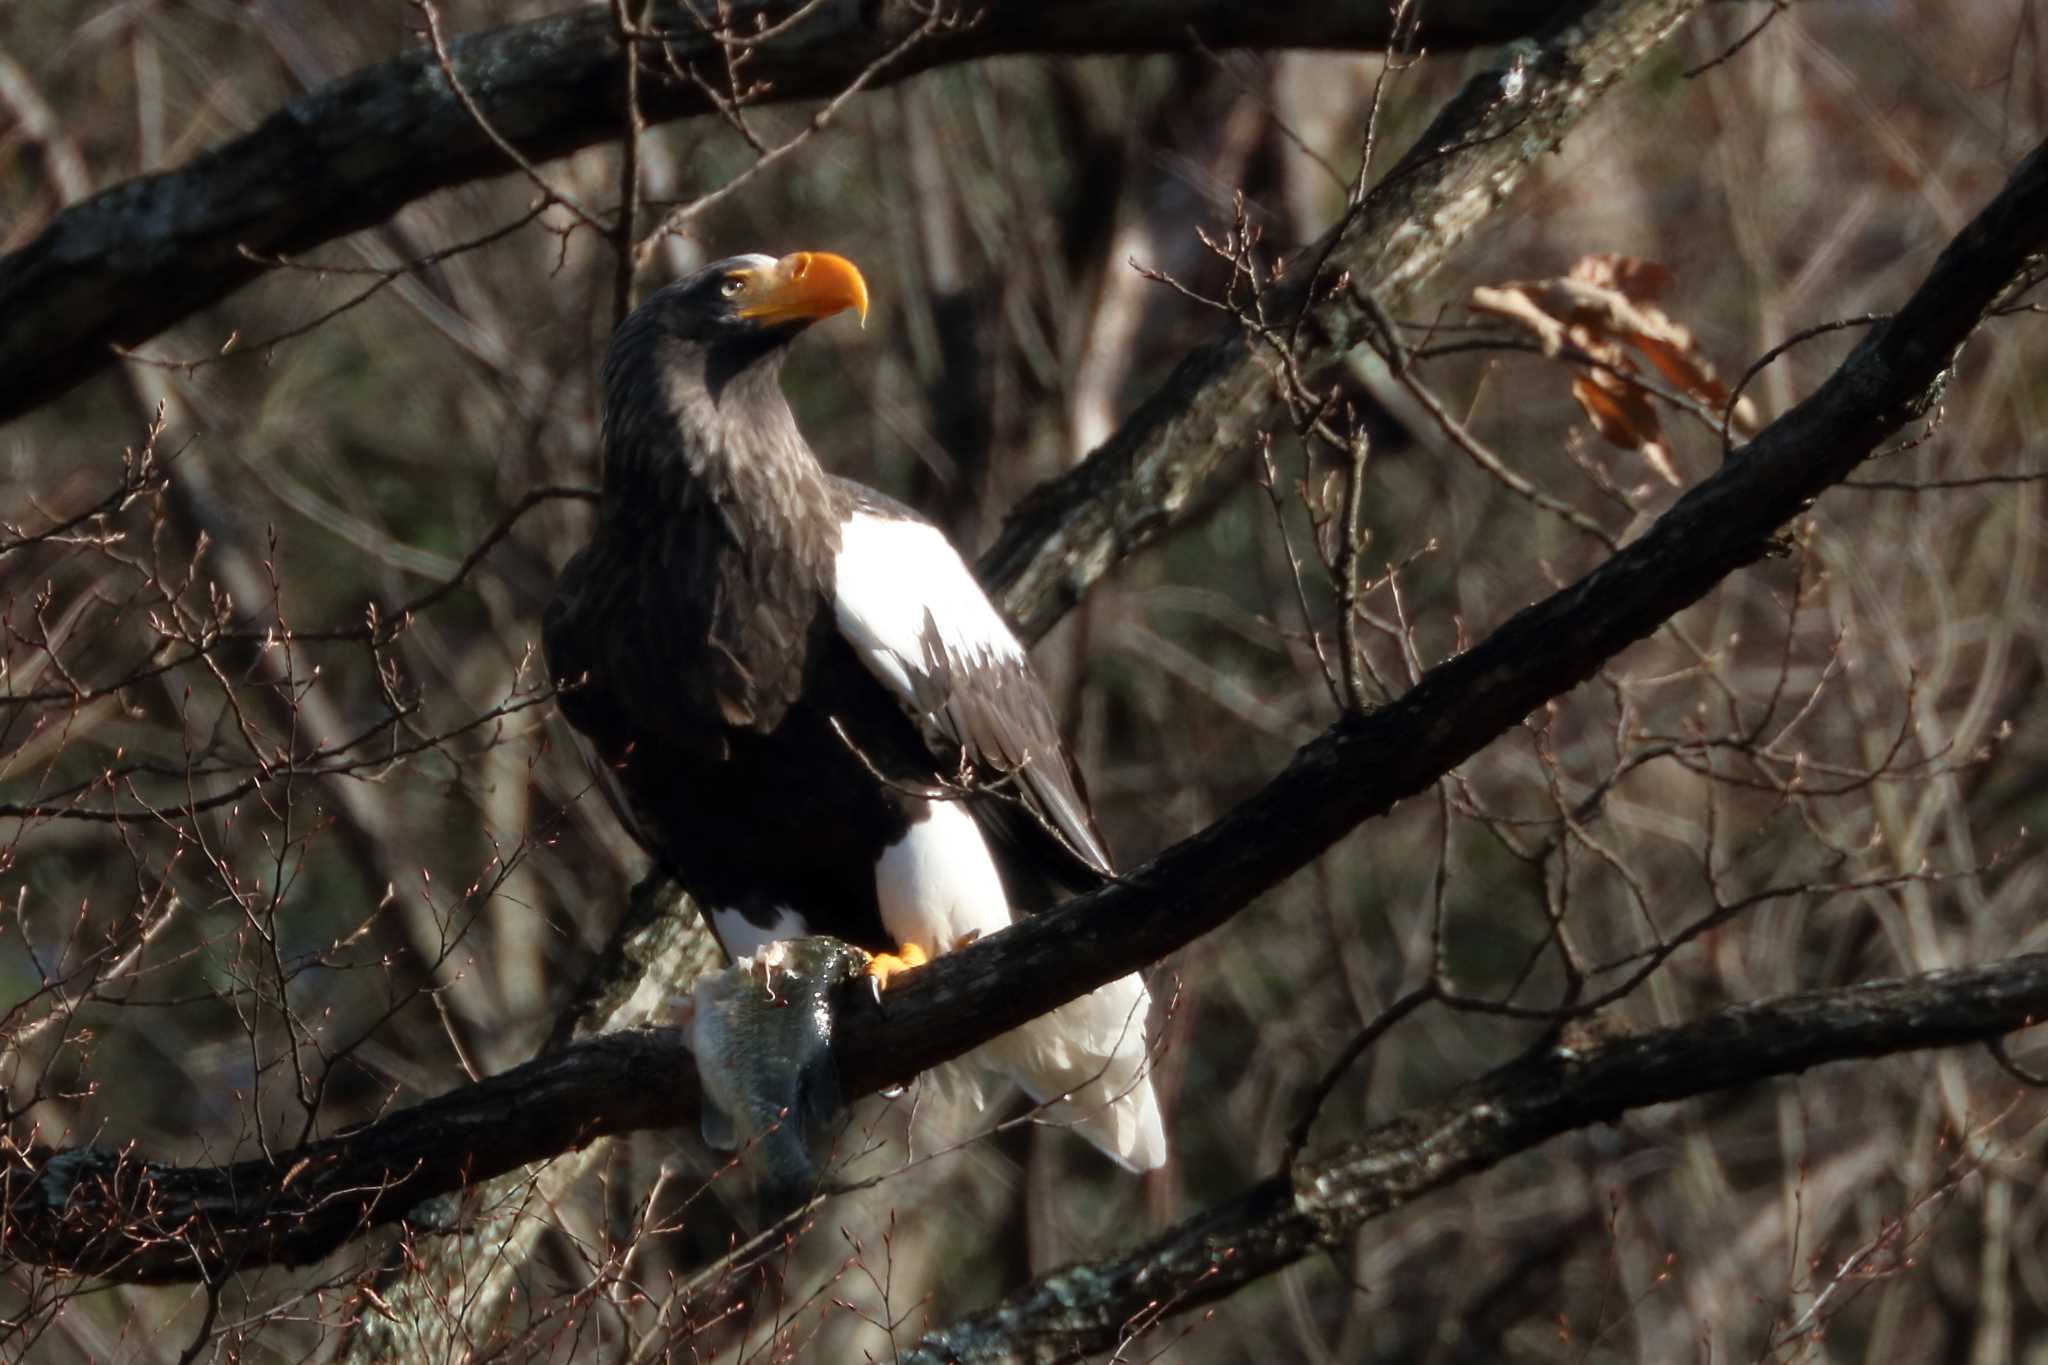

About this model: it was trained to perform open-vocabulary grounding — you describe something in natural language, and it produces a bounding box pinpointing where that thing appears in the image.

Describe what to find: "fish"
[688,935,868,1220]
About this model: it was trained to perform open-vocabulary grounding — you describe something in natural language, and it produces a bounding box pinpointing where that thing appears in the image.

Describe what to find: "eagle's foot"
[865,941,929,1000]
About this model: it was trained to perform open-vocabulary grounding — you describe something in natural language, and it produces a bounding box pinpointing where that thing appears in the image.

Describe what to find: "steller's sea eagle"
[543,251,1166,1171]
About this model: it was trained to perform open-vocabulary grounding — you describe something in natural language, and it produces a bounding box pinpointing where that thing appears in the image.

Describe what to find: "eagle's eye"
[720,277,746,298]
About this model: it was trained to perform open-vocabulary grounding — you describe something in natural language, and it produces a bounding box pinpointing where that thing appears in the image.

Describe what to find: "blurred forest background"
[2,0,2047,1360]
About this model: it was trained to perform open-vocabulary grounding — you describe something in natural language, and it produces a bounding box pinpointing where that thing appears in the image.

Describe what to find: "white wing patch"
[834,502,1111,878]
[833,509,1028,719]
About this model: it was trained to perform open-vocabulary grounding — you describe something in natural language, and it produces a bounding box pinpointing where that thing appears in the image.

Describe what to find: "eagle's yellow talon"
[866,942,928,996]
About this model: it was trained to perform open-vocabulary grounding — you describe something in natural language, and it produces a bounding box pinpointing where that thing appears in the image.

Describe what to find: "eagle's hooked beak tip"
[832,254,871,329]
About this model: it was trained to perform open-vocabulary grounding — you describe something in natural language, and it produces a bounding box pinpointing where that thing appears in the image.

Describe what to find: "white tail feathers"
[978,969,1167,1171]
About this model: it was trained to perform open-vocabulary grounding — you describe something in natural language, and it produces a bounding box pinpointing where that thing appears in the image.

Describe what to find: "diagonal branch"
[9,945,2048,1303]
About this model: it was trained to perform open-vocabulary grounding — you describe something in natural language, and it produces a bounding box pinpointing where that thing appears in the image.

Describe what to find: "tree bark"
[977,0,1701,639]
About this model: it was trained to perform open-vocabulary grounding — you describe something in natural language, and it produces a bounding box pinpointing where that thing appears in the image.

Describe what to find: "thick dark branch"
[0,1031,695,1283]
[5,116,2042,1294]
[907,954,2048,1363]
[0,0,1577,426]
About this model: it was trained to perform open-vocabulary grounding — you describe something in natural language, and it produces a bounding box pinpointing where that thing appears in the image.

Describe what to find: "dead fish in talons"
[689,936,867,1221]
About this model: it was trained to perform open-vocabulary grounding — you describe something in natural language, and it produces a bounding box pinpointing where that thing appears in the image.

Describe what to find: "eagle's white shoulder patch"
[832,509,1025,709]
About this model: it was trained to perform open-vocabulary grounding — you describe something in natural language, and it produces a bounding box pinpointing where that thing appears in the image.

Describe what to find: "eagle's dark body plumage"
[544,252,1162,1170]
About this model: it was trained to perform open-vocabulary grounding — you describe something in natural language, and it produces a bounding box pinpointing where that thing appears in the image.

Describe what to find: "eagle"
[543,251,1166,1171]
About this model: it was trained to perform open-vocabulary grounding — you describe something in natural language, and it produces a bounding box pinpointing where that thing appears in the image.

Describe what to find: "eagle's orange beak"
[734,251,869,328]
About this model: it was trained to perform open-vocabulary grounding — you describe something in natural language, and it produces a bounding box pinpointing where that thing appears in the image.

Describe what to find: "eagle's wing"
[542,545,680,871]
[829,487,1112,886]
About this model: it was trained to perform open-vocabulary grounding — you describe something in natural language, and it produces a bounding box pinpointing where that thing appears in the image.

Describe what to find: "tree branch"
[0,1029,693,1283]
[0,0,1579,426]
[906,952,2048,1363]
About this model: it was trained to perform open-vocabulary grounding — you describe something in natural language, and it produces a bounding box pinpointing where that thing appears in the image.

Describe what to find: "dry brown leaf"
[1572,251,1673,301]
[1572,370,1678,486]
[1471,253,1760,487]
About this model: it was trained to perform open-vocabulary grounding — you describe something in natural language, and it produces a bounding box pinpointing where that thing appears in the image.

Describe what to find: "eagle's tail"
[981,970,1167,1172]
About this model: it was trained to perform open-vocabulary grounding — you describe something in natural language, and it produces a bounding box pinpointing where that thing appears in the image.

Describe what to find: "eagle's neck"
[600,331,839,558]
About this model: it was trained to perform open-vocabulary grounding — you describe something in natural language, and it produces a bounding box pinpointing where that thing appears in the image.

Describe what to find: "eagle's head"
[605,250,869,427]
[636,251,869,347]
[598,251,869,509]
